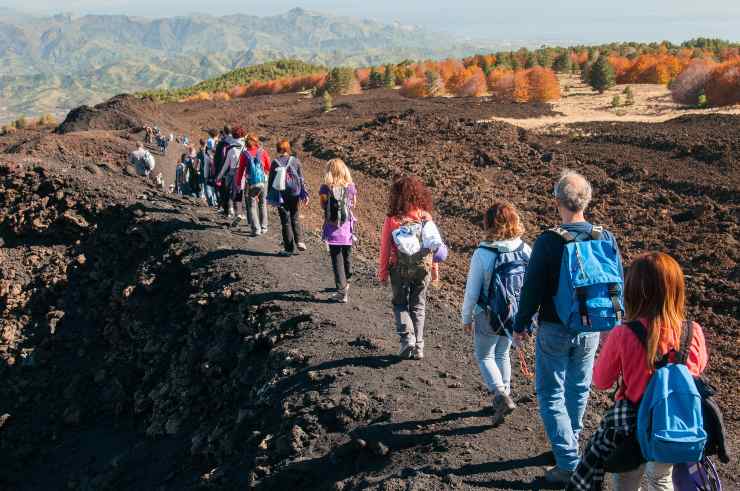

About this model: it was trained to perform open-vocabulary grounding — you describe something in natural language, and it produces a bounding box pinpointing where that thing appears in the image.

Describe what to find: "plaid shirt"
[568,400,637,491]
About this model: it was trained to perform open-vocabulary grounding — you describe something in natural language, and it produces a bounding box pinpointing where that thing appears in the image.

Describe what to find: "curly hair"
[387,175,433,218]
[232,126,246,139]
[484,201,525,241]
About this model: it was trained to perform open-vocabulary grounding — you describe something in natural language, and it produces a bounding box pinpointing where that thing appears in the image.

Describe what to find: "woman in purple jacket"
[319,159,357,303]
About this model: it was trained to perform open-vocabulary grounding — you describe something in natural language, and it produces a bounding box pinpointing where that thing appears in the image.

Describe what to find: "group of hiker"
[131,125,727,490]
[377,170,726,490]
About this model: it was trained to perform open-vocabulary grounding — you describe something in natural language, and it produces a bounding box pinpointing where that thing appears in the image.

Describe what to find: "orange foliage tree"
[526,66,561,102]
[487,68,514,101]
[512,70,530,102]
[454,66,487,97]
[704,59,740,106]
[399,77,428,98]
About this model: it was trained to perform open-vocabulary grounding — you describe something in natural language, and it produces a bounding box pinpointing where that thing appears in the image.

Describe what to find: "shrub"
[487,68,515,101]
[624,86,635,105]
[526,66,561,102]
[383,65,396,87]
[589,56,616,93]
[323,91,333,112]
[37,113,58,127]
[670,59,715,105]
[704,60,740,107]
[611,95,622,107]
[453,66,487,97]
[368,67,384,89]
[552,53,572,73]
[424,70,443,96]
[399,77,428,98]
[513,70,530,102]
[14,116,28,129]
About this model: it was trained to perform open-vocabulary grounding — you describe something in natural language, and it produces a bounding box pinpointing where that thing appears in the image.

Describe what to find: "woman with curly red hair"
[378,176,447,360]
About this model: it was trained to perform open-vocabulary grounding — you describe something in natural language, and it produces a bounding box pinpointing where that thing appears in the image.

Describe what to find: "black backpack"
[325,186,350,226]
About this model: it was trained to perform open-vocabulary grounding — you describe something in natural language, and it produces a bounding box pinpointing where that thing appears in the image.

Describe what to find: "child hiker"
[378,176,447,360]
[461,202,531,425]
[319,159,357,303]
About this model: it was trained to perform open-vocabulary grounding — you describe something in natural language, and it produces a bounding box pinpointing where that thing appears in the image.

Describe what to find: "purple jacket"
[320,183,356,246]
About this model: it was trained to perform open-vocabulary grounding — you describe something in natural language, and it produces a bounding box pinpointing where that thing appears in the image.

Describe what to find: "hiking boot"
[399,344,415,359]
[491,393,516,426]
[278,250,292,257]
[230,216,242,227]
[261,227,268,234]
[297,242,307,251]
[412,347,424,360]
[543,466,572,485]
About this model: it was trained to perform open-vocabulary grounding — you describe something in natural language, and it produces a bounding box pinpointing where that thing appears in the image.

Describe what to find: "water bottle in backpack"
[551,226,624,332]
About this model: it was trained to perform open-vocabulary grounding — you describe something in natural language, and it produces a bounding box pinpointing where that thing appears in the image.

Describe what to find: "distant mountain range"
[0,8,495,122]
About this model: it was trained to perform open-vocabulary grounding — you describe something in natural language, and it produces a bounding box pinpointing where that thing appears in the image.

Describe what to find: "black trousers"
[278,195,302,252]
[329,245,352,289]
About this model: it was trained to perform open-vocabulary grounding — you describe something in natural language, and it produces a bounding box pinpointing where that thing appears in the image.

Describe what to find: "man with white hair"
[513,169,624,484]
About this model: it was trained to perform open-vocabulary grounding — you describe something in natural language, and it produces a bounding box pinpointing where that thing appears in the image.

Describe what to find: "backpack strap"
[675,321,694,365]
[608,283,624,323]
[549,226,576,243]
[591,225,604,240]
[625,320,648,348]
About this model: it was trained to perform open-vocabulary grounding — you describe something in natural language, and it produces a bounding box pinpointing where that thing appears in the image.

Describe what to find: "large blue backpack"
[476,243,529,336]
[627,320,707,464]
[551,226,623,332]
[243,148,266,186]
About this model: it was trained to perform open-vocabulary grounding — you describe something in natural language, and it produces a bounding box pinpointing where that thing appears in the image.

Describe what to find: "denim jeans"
[473,313,512,396]
[204,184,217,207]
[612,462,674,491]
[535,321,599,471]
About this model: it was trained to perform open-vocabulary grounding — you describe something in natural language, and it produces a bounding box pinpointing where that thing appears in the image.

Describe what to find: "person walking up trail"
[236,133,271,236]
[513,169,625,484]
[461,202,531,426]
[569,252,708,491]
[198,139,218,207]
[129,143,156,178]
[319,159,357,303]
[378,176,447,361]
[268,140,308,256]
[215,127,246,219]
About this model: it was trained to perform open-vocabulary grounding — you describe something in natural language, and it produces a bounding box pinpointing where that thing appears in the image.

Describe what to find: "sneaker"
[332,289,348,303]
[250,229,261,237]
[278,250,292,257]
[230,216,243,227]
[543,466,572,485]
[412,347,424,360]
[297,242,307,251]
[491,393,516,426]
[261,227,268,234]
[399,344,415,359]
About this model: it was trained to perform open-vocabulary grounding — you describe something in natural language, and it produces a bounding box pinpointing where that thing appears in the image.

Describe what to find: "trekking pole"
[518,349,534,380]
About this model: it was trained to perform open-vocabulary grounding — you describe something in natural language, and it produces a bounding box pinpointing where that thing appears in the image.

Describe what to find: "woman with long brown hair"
[378,176,447,360]
[593,252,708,490]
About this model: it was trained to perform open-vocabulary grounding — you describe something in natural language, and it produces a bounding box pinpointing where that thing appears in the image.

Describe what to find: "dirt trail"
[1,88,737,490]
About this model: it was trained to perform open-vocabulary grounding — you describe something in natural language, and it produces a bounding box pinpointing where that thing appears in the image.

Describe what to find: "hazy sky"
[5,1,739,42]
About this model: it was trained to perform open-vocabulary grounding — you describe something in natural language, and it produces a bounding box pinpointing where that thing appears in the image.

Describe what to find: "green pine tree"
[322,91,333,113]
[525,52,539,68]
[589,56,616,93]
[368,67,383,89]
[383,64,396,87]
[552,53,572,73]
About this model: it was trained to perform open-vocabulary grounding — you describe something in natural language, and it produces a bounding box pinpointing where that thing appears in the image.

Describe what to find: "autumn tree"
[513,70,530,102]
[325,67,359,95]
[425,70,443,96]
[670,59,715,105]
[399,77,428,98]
[589,55,616,93]
[704,59,740,106]
[526,66,561,101]
[368,67,383,89]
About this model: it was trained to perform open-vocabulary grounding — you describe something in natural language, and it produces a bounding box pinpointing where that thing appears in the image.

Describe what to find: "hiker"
[378,176,447,360]
[569,252,708,491]
[513,169,624,484]
[206,129,218,152]
[215,126,246,218]
[267,139,308,256]
[235,133,271,235]
[319,159,357,303]
[185,146,201,198]
[199,139,217,207]
[461,201,531,425]
[213,126,232,212]
[175,153,188,195]
[129,143,156,177]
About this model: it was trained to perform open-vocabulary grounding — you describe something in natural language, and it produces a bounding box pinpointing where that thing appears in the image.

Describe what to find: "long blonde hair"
[323,158,353,187]
[624,252,686,370]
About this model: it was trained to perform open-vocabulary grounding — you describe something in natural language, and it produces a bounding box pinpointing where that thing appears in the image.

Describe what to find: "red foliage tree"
[670,59,716,105]
[526,66,561,102]
[705,59,740,106]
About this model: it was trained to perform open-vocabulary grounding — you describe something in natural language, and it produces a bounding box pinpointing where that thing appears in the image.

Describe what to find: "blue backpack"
[476,243,529,336]
[551,226,624,332]
[244,149,266,186]
[627,321,707,464]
